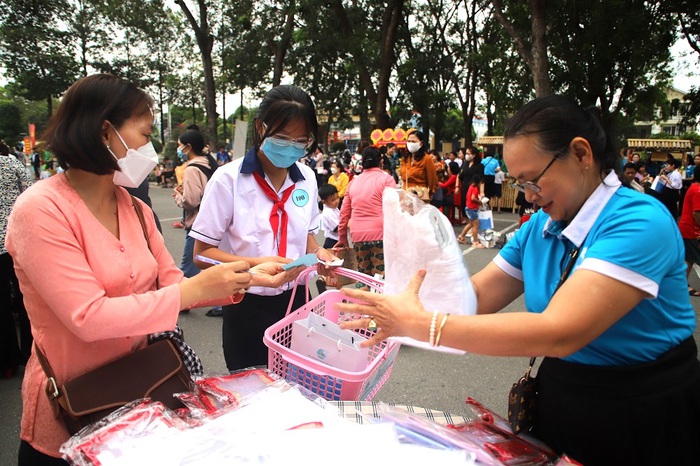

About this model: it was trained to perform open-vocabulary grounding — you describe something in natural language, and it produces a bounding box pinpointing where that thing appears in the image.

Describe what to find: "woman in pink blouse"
[7,74,289,465]
[335,146,397,283]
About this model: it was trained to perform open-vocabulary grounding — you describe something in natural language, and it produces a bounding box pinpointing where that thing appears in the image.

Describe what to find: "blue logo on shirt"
[292,189,309,207]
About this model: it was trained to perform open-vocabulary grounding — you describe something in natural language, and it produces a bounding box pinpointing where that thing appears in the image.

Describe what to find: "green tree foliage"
[547,0,676,140]
[290,0,355,147]
[68,0,112,77]
[0,0,79,117]
[0,101,22,144]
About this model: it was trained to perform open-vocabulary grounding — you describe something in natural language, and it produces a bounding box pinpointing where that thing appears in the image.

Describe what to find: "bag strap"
[34,343,62,401]
[131,195,159,289]
[528,245,580,369]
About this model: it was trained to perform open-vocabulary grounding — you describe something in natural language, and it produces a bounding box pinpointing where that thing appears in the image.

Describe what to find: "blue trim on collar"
[240,146,305,182]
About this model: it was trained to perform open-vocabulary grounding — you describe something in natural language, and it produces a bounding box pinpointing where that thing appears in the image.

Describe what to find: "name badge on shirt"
[292,189,309,207]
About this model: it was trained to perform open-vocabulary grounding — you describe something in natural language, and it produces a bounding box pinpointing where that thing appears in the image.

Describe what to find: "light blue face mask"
[177,147,188,162]
[261,137,307,168]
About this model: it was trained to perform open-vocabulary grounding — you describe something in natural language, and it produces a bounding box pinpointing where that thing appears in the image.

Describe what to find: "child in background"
[457,174,485,248]
[318,184,341,249]
[493,166,505,213]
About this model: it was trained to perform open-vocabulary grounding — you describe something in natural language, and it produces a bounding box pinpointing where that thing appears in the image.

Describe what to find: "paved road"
[2,182,699,464]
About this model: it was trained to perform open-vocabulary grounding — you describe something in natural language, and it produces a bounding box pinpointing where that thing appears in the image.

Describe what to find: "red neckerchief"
[252,172,295,257]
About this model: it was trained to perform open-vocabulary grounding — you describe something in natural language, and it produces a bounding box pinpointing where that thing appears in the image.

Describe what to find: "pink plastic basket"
[264,267,400,401]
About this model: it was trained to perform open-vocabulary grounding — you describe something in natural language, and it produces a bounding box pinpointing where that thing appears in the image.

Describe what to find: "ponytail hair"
[504,95,618,176]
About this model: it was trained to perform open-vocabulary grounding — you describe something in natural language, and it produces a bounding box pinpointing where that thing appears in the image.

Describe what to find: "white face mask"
[407,141,422,154]
[331,167,338,175]
[466,154,474,161]
[108,123,158,188]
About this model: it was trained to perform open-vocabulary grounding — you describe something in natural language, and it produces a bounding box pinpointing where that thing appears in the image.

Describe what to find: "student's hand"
[333,241,347,249]
[254,256,293,266]
[249,262,303,288]
[315,247,340,278]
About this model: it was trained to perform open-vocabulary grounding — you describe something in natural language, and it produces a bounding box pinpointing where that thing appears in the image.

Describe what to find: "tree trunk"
[270,0,296,88]
[47,95,53,120]
[529,0,551,97]
[374,0,404,130]
[158,67,165,144]
[491,0,552,97]
[176,0,218,148]
[331,0,402,130]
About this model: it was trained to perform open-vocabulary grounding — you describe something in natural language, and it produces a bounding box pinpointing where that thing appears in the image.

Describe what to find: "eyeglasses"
[268,135,315,150]
[262,123,315,149]
[511,153,561,193]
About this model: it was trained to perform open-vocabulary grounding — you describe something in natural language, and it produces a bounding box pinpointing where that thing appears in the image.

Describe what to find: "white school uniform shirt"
[494,170,505,184]
[321,207,340,241]
[662,169,682,190]
[190,147,321,296]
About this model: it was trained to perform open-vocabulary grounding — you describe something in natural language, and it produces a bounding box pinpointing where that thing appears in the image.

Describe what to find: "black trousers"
[222,287,307,371]
[18,440,68,466]
[532,337,700,465]
[0,253,31,372]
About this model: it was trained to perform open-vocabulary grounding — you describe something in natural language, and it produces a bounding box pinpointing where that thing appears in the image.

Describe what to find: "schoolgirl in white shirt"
[190,85,338,370]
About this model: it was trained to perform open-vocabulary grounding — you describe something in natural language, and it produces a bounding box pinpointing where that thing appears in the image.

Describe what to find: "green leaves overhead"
[0,0,693,147]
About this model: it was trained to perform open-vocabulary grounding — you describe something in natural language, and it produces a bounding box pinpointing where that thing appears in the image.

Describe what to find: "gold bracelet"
[434,313,450,347]
[429,310,440,346]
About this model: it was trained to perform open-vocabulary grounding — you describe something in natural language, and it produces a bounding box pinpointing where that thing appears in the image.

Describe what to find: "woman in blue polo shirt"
[190,85,338,371]
[337,95,700,465]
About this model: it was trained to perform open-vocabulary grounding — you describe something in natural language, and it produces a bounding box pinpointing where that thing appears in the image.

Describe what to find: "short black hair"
[318,183,338,201]
[623,162,637,171]
[0,141,9,156]
[43,74,154,174]
[179,129,206,155]
[667,158,679,168]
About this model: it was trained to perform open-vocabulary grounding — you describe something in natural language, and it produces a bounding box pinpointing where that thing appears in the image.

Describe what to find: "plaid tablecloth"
[329,401,470,426]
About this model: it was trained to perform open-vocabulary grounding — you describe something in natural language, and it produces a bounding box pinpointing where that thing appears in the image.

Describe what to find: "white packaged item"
[383,189,477,354]
[290,313,369,372]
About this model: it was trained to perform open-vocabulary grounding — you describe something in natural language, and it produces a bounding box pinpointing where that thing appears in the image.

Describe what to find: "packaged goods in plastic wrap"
[383,189,477,353]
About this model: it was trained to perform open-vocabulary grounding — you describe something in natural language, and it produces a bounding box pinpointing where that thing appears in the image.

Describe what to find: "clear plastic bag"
[382,188,477,353]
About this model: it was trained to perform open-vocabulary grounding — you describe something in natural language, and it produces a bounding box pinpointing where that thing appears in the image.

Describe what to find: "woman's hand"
[179,260,252,308]
[337,270,429,348]
[250,262,304,288]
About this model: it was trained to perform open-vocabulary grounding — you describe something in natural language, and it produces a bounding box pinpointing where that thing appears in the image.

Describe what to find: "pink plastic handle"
[285,267,384,316]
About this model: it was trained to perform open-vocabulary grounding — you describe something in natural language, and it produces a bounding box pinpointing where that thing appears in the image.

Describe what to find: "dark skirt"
[222,287,307,371]
[532,337,700,465]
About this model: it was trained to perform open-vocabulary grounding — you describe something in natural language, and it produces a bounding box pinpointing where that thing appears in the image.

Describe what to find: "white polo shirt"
[190,147,321,296]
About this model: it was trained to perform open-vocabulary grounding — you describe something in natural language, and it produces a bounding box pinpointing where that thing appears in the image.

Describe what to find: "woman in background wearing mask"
[399,130,438,202]
[7,74,286,465]
[191,85,339,371]
[172,129,219,279]
[327,160,349,207]
[457,146,484,225]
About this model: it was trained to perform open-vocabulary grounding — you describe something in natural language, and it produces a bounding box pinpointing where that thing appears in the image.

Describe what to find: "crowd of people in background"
[1,74,699,465]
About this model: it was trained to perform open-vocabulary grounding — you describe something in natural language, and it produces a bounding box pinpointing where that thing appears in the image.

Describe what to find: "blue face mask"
[261,138,307,168]
[177,147,188,162]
